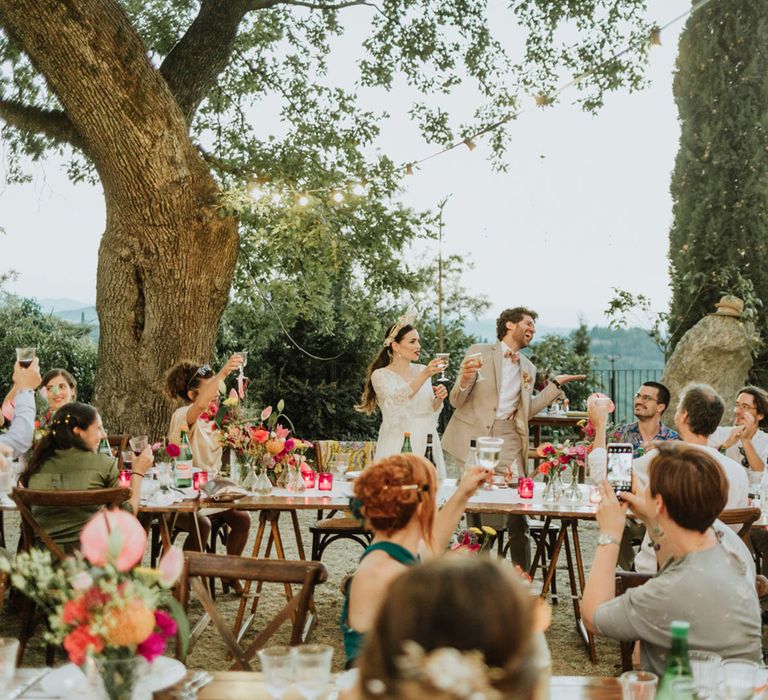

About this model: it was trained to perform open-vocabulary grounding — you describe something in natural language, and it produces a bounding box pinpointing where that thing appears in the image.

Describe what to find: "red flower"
[137,632,166,662]
[252,428,269,444]
[62,598,89,625]
[538,461,551,475]
[63,625,104,666]
[154,610,177,638]
[165,443,181,458]
[559,454,570,465]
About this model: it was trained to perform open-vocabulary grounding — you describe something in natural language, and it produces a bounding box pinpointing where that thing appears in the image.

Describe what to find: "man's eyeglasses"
[187,364,214,389]
[735,402,757,412]
[634,393,658,403]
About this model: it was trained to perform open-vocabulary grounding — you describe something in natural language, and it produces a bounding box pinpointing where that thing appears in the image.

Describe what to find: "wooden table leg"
[535,523,568,599]
[528,516,553,581]
[234,511,269,637]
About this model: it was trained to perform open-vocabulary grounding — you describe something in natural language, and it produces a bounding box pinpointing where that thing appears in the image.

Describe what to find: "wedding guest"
[341,454,486,667]
[2,367,77,434]
[0,360,41,457]
[442,306,584,568]
[164,356,251,560]
[708,386,768,473]
[582,443,761,675]
[611,381,678,458]
[357,310,448,478]
[353,557,538,700]
[19,401,152,550]
[588,383,749,573]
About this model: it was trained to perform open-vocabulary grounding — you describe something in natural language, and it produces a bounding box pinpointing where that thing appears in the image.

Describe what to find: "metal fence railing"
[588,368,665,425]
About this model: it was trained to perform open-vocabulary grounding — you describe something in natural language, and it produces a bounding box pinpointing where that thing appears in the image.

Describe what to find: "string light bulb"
[534,94,552,107]
[331,190,344,203]
[298,194,309,207]
[405,163,415,176]
[463,138,477,151]
[649,26,662,46]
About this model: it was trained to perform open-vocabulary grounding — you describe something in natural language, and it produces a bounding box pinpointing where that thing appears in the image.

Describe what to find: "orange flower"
[64,625,104,666]
[252,428,269,444]
[538,461,551,475]
[62,597,90,625]
[104,599,156,646]
[265,438,285,455]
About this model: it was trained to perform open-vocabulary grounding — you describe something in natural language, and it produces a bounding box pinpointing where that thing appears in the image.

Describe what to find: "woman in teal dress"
[341,453,485,667]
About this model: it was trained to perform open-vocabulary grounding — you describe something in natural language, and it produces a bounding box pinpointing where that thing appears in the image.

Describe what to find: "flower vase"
[241,461,257,490]
[228,449,240,485]
[285,466,306,493]
[84,655,146,700]
[253,468,273,496]
[563,467,581,502]
[542,476,558,502]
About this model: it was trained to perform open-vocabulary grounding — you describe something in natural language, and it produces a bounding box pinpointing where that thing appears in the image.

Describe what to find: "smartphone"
[606,443,633,494]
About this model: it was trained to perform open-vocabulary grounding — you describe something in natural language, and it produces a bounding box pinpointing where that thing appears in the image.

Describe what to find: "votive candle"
[119,469,132,488]
[303,470,316,488]
[518,477,534,499]
[193,470,209,490]
[318,472,333,491]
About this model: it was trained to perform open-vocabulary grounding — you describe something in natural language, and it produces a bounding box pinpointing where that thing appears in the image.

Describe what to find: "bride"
[357,310,448,478]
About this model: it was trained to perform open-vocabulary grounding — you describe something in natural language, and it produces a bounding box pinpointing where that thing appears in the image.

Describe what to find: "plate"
[42,657,187,695]
[346,470,362,480]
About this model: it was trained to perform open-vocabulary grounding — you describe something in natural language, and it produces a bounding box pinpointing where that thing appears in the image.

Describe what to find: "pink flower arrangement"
[537,441,592,482]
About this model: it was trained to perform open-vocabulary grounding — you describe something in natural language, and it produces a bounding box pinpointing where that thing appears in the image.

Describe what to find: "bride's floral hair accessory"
[383,307,417,348]
[381,640,504,699]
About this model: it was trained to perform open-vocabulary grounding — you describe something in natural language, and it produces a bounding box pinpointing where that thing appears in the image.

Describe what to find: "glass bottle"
[401,432,412,453]
[424,434,435,467]
[657,620,692,699]
[175,427,193,488]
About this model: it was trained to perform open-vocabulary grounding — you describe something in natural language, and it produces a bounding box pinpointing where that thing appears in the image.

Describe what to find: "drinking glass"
[0,638,19,692]
[619,671,657,700]
[689,650,721,699]
[121,451,134,471]
[15,347,35,368]
[257,646,294,699]
[435,353,450,382]
[129,435,148,457]
[466,352,485,382]
[239,350,248,379]
[334,453,350,481]
[476,436,503,490]
[157,463,172,493]
[294,644,333,700]
[720,659,758,700]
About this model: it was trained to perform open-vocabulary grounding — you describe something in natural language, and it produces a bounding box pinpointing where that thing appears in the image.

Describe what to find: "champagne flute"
[239,350,248,378]
[476,436,504,490]
[435,353,450,382]
[466,352,485,382]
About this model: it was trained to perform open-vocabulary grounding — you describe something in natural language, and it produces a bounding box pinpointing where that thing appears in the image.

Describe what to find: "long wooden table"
[154,671,622,700]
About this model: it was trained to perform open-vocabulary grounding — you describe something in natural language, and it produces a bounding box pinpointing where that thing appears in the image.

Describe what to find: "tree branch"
[0,97,83,149]
[159,0,254,123]
[249,0,378,10]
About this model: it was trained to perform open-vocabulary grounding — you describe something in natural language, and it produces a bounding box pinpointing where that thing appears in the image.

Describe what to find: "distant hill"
[37,297,99,341]
[464,318,664,370]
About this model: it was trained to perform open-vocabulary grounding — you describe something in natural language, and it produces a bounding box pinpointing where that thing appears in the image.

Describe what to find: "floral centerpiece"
[0,510,188,700]
[450,526,497,555]
[536,440,591,502]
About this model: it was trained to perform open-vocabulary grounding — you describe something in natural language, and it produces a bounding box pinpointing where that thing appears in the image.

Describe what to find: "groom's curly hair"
[496,307,537,340]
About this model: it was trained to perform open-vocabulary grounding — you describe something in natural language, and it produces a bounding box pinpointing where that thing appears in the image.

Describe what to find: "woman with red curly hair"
[341,454,486,667]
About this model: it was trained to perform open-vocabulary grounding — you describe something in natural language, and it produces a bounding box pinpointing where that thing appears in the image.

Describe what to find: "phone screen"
[606,443,633,493]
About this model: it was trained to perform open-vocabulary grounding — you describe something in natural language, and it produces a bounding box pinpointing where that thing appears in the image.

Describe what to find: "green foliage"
[528,320,593,409]
[0,293,97,403]
[668,2,768,362]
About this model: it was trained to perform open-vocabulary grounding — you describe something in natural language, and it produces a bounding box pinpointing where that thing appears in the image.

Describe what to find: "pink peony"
[80,510,147,571]
[283,438,295,452]
[165,443,181,459]
[137,632,166,662]
[157,547,184,588]
[154,609,178,638]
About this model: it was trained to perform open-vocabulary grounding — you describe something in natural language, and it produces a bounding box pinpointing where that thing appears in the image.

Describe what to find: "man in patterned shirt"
[612,381,679,457]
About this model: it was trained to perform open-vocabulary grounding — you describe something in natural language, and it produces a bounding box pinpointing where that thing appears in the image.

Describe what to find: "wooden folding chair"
[719,507,760,543]
[11,485,131,663]
[178,552,327,670]
[107,434,130,469]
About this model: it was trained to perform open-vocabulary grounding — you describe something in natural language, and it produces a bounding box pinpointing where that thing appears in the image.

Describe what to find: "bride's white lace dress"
[371,365,446,479]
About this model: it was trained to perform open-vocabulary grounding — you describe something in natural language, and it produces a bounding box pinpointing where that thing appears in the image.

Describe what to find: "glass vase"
[84,654,146,700]
[563,467,581,502]
[253,468,273,496]
[228,449,240,485]
[241,461,257,490]
[285,465,306,493]
[542,475,558,502]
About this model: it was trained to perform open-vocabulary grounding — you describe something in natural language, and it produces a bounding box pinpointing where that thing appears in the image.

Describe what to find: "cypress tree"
[668,2,768,357]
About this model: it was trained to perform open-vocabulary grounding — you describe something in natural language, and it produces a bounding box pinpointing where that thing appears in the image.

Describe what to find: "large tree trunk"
[0,0,239,435]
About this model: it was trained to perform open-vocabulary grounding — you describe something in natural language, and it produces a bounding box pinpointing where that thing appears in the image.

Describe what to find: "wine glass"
[129,435,148,457]
[720,659,758,700]
[476,436,504,490]
[257,646,294,699]
[15,347,36,368]
[435,353,450,382]
[294,644,333,700]
[239,350,248,378]
[466,352,485,382]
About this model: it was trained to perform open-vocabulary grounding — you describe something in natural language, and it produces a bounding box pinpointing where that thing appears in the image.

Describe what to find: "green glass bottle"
[98,437,113,457]
[424,434,435,467]
[401,432,412,454]
[657,621,693,699]
[175,427,194,488]
[636,446,645,459]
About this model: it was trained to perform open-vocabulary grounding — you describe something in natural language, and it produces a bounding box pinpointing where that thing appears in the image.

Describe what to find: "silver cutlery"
[5,668,52,700]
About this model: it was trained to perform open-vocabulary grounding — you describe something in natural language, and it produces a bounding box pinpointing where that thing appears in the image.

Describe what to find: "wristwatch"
[551,378,562,389]
[597,532,620,547]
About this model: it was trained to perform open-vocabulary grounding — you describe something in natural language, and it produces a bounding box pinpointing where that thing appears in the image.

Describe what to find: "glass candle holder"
[318,472,333,491]
[303,470,316,488]
[118,469,132,488]
[193,470,209,490]
[517,477,534,499]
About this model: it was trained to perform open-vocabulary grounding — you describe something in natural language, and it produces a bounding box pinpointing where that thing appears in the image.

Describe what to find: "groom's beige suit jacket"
[442,341,562,464]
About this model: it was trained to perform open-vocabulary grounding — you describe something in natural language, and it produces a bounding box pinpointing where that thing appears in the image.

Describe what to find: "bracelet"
[131,472,145,479]
[552,379,562,389]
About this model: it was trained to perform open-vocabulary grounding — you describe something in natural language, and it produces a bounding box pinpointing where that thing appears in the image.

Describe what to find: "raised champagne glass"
[435,353,450,382]
[476,436,504,490]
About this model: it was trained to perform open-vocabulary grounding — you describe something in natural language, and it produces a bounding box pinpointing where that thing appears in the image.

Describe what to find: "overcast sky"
[0,0,689,329]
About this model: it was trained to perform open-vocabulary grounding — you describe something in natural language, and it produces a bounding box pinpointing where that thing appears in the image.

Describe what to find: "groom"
[442,306,584,568]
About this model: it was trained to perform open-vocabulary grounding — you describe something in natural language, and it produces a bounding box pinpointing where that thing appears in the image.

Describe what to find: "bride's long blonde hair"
[356,322,415,414]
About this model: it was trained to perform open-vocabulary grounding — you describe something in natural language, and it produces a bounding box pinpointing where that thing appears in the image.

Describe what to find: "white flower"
[71,571,93,591]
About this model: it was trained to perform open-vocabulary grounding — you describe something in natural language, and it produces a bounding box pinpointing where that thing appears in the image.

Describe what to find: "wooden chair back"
[178,552,328,670]
[718,507,760,543]
[107,435,130,468]
[313,440,375,473]
[11,485,131,560]
[615,572,653,672]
